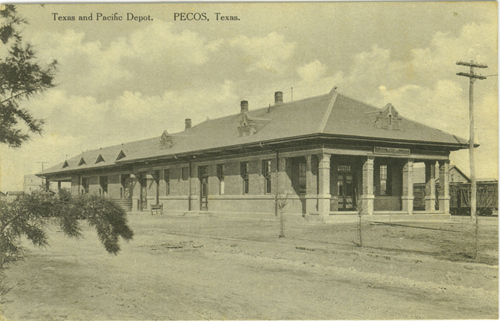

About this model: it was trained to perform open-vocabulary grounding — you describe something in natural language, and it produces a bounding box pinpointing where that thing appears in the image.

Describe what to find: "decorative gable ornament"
[160,130,173,149]
[375,103,402,130]
[238,114,257,137]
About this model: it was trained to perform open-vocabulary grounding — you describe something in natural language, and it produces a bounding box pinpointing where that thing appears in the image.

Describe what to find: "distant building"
[5,191,24,202]
[38,87,469,221]
[449,166,471,183]
[24,174,60,194]
[24,174,43,193]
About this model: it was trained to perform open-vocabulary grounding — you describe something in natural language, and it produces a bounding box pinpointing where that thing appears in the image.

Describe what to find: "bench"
[150,203,163,215]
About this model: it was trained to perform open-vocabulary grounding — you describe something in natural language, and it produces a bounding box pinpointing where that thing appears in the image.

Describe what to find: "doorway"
[199,166,209,211]
[338,164,356,210]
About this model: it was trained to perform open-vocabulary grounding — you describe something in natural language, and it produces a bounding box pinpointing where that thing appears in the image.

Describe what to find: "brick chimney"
[240,100,249,114]
[274,91,283,105]
[185,118,192,129]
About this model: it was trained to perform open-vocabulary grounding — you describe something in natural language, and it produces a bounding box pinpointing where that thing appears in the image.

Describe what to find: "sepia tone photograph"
[0,1,498,319]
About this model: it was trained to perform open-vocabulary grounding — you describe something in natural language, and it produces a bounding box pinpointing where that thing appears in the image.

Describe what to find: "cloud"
[30,21,223,98]
[230,32,296,74]
[297,60,327,83]
[125,21,222,65]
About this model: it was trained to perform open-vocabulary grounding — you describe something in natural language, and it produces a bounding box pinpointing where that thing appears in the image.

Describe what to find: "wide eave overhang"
[115,133,468,165]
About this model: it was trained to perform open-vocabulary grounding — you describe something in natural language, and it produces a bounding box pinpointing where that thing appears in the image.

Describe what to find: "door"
[140,176,148,211]
[338,165,355,210]
[199,166,209,210]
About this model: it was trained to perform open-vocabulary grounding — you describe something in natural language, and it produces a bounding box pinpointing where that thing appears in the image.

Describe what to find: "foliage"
[0,191,134,269]
[0,4,57,147]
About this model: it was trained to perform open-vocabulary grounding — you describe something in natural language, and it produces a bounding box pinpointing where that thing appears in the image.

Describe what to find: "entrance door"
[140,176,148,211]
[338,165,355,210]
[199,166,209,211]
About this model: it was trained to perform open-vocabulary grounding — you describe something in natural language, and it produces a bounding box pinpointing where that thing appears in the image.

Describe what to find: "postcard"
[1,2,498,320]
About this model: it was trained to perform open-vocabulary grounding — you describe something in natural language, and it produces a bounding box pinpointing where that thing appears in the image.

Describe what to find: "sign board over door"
[374,147,411,156]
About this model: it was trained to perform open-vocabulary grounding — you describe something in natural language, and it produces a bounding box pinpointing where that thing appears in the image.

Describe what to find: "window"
[240,162,249,194]
[81,177,89,194]
[262,160,272,194]
[217,164,225,195]
[181,167,189,181]
[164,169,170,195]
[338,165,351,172]
[120,174,130,199]
[100,176,108,196]
[379,164,392,195]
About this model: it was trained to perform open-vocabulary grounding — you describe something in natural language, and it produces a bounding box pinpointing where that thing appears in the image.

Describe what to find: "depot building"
[38,87,468,221]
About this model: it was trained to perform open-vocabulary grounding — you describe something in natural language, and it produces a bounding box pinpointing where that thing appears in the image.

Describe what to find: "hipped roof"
[39,89,468,176]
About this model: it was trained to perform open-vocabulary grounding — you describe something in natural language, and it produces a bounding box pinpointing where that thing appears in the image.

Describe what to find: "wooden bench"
[150,203,163,215]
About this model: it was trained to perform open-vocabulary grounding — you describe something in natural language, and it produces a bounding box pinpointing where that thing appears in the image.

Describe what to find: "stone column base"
[401,196,414,215]
[360,194,374,215]
[425,196,436,211]
[439,196,450,214]
[317,194,331,221]
[305,194,318,214]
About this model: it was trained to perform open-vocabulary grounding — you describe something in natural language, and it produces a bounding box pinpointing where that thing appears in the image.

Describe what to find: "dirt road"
[2,215,498,320]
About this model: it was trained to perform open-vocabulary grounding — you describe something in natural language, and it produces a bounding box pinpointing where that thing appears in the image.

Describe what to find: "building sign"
[374,147,411,156]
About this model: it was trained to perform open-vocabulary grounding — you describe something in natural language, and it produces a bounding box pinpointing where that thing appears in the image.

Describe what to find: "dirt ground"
[1,213,498,320]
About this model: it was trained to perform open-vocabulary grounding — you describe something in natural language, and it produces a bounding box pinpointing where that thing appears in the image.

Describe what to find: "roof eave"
[116,133,466,164]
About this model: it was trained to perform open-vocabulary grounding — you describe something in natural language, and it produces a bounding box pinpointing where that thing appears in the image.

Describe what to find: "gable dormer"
[116,150,126,160]
[160,130,173,149]
[238,113,257,137]
[62,160,69,168]
[78,157,86,166]
[375,103,402,130]
[96,154,105,164]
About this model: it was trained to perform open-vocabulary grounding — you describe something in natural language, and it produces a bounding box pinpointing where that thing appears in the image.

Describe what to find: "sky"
[1,1,498,191]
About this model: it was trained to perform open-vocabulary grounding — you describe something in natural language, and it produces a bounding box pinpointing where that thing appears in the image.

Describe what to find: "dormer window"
[238,114,257,136]
[160,130,173,149]
[96,154,105,164]
[116,150,126,160]
[78,157,86,166]
[375,103,401,130]
[62,160,69,168]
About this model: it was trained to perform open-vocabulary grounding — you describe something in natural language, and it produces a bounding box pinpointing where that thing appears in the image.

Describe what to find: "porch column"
[425,161,436,211]
[330,156,339,212]
[274,156,288,217]
[361,156,375,215]
[373,161,381,196]
[145,173,154,208]
[317,153,331,220]
[438,160,450,214]
[402,158,414,214]
[57,181,62,191]
[305,155,318,214]
[45,179,50,192]
[131,174,140,211]
[277,157,288,195]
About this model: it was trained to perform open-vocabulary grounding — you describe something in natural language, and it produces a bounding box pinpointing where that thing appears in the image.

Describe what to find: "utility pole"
[37,161,49,190]
[456,60,487,220]
[37,161,49,171]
